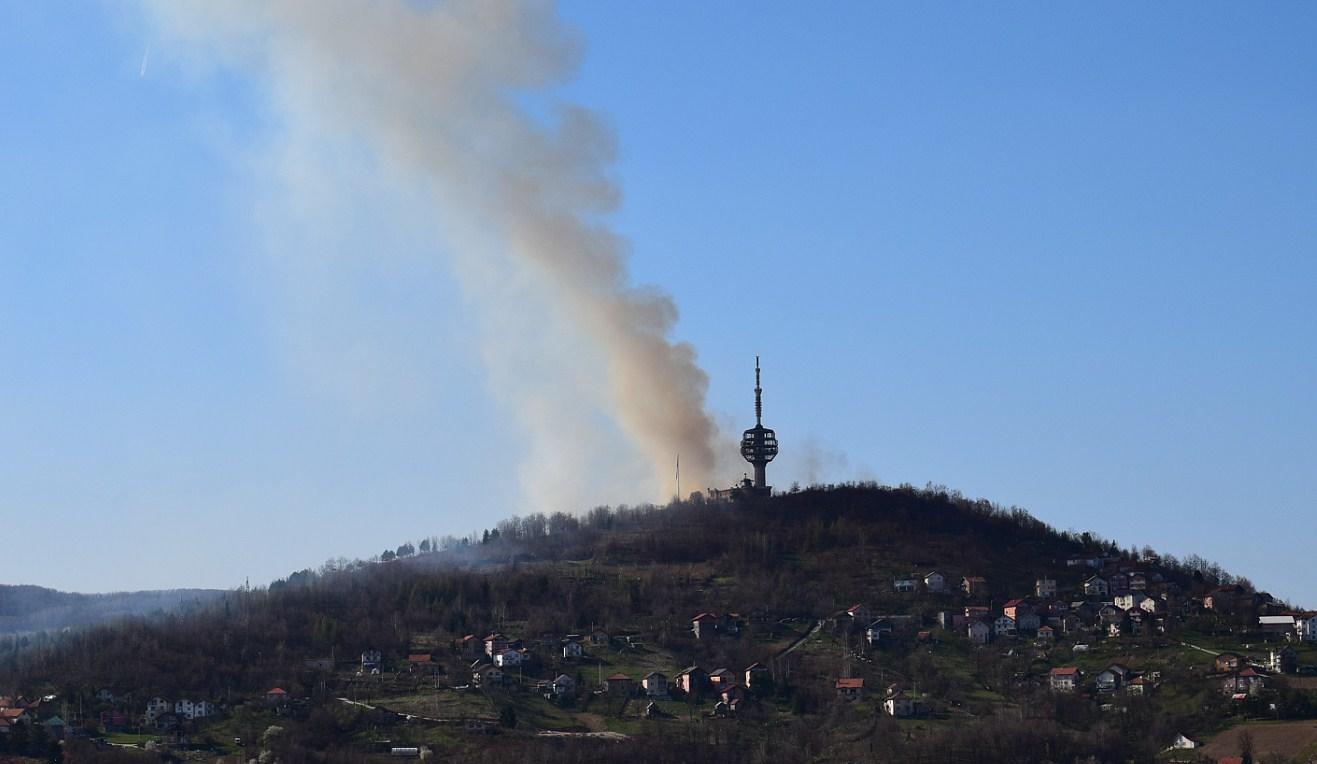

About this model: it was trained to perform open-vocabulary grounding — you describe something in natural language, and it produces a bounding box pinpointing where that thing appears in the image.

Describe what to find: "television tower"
[739,356,778,494]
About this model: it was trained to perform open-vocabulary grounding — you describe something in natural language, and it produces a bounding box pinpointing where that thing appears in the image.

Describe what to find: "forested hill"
[3,483,1286,763]
[0,483,1249,693]
[0,584,223,635]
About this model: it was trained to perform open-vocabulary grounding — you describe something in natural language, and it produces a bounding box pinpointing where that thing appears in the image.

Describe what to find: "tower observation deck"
[739,356,778,495]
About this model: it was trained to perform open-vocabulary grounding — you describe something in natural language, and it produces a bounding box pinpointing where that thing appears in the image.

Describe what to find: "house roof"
[745,662,767,671]
[266,688,288,696]
[692,612,717,622]
[1050,667,1080,676]
[644,672,666,680]
[677,665,703,676]
[607,673,631,681]
[963,576,986,582]
[835,678,865,689]
[408,654,433,662]
[1004,598,1028,608]
[1,709,27,719]
[846,604,866,615]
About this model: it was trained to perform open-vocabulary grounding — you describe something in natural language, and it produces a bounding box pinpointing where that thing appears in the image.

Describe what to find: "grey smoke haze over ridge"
[141,0,723,507]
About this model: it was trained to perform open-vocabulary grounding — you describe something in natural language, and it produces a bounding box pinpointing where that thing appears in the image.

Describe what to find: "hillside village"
[2,485,1315,762]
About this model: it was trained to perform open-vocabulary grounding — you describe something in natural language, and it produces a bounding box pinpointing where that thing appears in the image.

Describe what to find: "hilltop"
[1,483,1311,763]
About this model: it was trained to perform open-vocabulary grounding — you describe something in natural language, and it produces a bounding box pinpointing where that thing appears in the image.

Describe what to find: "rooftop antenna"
[754,356,763,426]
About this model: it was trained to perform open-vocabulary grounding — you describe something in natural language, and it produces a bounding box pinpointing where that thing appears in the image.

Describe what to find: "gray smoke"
[142,0,721,504]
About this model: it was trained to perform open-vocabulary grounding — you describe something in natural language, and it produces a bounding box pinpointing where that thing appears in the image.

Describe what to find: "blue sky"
[1,2,1314,600]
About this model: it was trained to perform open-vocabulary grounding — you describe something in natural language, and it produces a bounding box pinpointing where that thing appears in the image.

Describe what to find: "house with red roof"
[1048,667,1081,692]
[835,677,865,701]
[606,673,635,696]
[1003,599,1032,621]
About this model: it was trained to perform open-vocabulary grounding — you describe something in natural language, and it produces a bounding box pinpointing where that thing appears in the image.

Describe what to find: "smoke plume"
[142,0,720,505]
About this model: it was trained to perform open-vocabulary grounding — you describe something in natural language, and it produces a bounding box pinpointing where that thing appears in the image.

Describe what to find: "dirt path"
[1179,641,1222,657]
[335,696,464,724]
[537,730,628,740]
[776,619,825,659]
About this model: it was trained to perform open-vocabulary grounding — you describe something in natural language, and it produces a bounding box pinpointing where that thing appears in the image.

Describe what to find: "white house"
[1049,667,1081,692]
[924,571,947,593]
[1115,592,1155,612]
[493,649,522,668]
[1169,733,1199,750]
[1296,614,1317,642]
[893,576,917,593]
[884,691,914,717]
[1035,578,1058,598]
[1083,576,1109,597]
[361,649,383,671]
[173,700,215,720]
[993,615,1016,637]
[145,698,171,722]
[562,640,583,659]
[968,620,992,645]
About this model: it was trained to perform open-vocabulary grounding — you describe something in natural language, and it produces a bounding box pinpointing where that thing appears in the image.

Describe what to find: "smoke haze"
[141,0,720,508]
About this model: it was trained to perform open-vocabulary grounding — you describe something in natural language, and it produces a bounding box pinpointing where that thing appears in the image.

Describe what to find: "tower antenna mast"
[739,356,778,494]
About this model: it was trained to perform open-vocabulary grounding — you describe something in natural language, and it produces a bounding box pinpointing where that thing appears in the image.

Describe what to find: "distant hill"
[0,584,225,635]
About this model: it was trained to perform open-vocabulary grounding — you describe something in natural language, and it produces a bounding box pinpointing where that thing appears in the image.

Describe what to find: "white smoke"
[140,0,721,507]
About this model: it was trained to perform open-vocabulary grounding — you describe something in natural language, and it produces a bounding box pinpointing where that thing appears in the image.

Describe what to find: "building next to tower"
[709,357,778,501]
